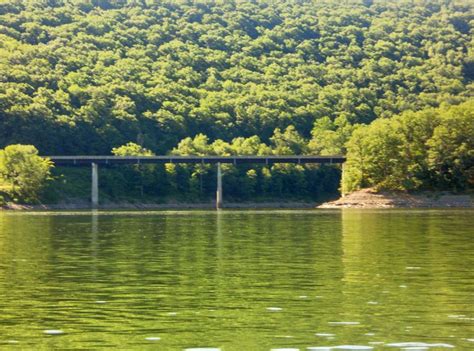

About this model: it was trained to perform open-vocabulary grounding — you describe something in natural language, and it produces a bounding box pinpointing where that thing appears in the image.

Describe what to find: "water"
[0,210,472,350]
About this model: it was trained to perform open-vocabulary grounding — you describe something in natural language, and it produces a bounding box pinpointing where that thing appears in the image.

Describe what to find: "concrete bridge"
[48,155,346,209]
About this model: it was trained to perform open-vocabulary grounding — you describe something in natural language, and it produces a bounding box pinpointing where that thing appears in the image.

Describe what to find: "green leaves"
[111,142,153,156]
[0,0,472,200]
[343,101,474,193]
[427,101,474,190]
[0,144,53,202]
[0,0,472,155]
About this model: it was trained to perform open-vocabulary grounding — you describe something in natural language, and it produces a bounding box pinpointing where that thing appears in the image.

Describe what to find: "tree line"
[343,101,474,193]
[0,0,472,155]
[1,101,472,204]
[0,0,472,203]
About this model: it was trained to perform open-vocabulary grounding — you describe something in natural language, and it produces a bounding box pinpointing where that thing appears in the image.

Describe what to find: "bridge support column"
[341,162,346,198]
[216,162,223,210]
[91,162,99,208]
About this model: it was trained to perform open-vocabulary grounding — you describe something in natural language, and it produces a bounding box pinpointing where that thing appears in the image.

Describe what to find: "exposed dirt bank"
[318,188,473,208]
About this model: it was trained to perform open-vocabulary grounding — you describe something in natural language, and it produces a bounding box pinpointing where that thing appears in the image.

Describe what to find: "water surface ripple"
[0,210,472,350]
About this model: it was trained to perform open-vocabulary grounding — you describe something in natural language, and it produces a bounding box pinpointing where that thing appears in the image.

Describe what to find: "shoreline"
[318,189,473,209]
[1,190,473,210]
[1,201,320,211]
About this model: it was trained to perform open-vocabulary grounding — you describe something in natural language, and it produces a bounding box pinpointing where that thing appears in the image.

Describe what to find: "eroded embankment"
[318,188,473,208]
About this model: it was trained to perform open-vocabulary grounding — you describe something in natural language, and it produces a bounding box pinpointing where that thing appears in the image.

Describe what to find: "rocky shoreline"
[318,188,473,209]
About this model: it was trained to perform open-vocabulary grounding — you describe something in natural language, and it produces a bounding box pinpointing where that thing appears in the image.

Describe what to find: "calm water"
[0,210,473,350]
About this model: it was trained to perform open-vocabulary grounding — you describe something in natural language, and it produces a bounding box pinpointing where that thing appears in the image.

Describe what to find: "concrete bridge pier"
[92,162,99,208]
[216,162,223,210]
[341,163,346,198]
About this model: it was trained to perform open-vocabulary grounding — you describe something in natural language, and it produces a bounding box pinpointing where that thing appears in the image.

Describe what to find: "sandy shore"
[318,188,473,208]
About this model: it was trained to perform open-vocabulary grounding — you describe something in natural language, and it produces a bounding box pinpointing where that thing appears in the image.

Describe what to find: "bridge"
[48,155,346,209]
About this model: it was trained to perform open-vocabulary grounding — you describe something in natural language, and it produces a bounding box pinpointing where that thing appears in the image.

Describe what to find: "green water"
[0,210,472,350]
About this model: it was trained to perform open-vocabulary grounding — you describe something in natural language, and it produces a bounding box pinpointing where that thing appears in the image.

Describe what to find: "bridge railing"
[47,155,346,166]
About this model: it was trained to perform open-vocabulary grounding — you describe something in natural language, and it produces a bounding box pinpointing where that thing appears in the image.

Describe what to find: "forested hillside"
[0,0,473,203]
[1,0,472,155]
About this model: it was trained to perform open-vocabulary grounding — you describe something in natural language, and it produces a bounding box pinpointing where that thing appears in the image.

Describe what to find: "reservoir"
[0,210,472,350]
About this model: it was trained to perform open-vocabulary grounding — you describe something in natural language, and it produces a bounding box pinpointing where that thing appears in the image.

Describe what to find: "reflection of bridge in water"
[47,155,346,209]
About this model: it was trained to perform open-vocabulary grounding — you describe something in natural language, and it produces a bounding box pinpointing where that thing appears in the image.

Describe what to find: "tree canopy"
[0,0,472,202]
[0,0,472,156]
[0,144,53,202]
[342,101,474,193]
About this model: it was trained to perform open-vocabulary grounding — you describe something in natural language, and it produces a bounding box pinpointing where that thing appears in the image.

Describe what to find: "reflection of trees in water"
[0,212,472,348]
[340,210,474,341]
[0,213,55,284]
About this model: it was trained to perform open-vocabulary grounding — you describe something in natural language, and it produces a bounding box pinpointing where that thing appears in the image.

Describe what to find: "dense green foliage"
[343,101,474,193]
[0,144,53,202]
[0,0,472,202]
[0,0,472,155]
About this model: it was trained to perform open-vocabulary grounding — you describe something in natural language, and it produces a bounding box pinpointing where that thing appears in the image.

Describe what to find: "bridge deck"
[48,155,346,166]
